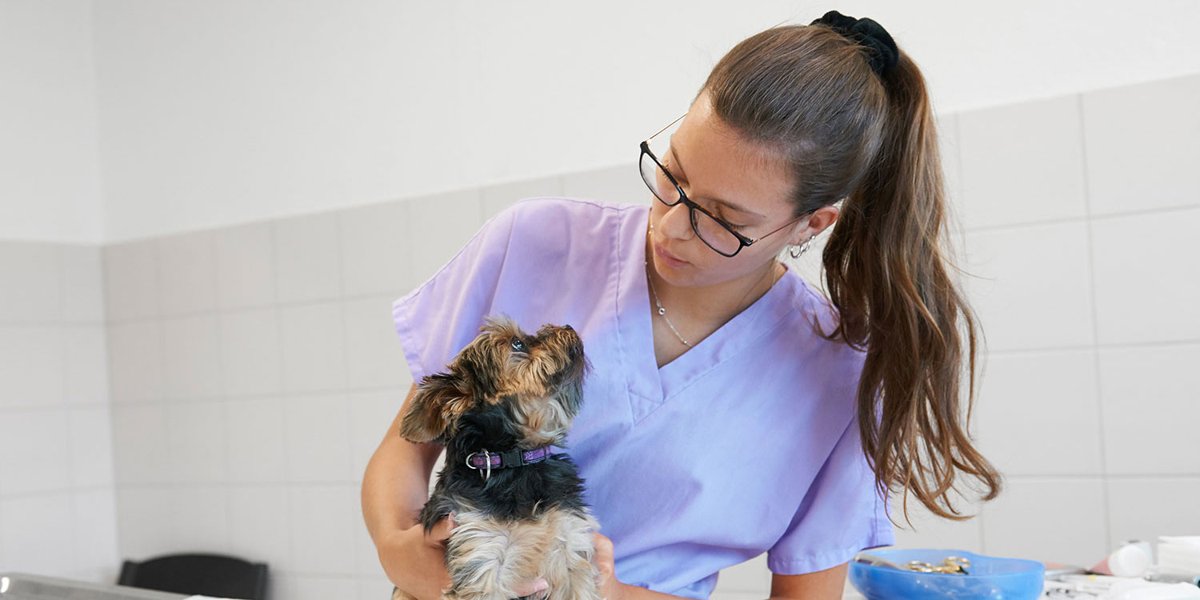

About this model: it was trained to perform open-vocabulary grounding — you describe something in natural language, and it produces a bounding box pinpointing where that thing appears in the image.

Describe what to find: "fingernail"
[532,578,549,592]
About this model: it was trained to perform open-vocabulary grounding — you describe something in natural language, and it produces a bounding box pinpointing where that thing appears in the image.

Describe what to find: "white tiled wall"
[893,74,1199,583]
[97,179,587,599]
[1,73,1197,600]
[0,241,118,582]
[1082,76,1200,216]
[103,219,409,597]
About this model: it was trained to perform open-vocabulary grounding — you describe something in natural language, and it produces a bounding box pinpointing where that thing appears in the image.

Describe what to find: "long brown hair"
[699,22,1001,524]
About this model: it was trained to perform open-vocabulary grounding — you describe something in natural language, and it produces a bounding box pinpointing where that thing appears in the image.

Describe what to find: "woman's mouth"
[654,243,689,267]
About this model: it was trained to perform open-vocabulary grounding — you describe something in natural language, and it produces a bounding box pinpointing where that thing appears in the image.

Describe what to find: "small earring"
[789,235,815,259]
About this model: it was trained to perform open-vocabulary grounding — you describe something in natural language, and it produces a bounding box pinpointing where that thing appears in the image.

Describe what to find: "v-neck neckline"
[618,204,800,422]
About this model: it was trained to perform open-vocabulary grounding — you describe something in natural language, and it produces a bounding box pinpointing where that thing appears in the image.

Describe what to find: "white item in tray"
[1158,536,1200,575]
[1104,579,1200,599]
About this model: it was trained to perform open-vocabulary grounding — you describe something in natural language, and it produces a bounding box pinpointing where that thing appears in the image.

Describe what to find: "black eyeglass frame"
[639,112,811,258]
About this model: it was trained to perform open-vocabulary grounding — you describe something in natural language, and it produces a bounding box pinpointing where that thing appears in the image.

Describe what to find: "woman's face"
[647,91,812,289]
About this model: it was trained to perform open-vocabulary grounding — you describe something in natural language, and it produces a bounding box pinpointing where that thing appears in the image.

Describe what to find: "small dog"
[394,315,601,600]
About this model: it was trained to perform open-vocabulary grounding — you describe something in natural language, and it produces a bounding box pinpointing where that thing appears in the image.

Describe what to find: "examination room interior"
[0,1,1198,599]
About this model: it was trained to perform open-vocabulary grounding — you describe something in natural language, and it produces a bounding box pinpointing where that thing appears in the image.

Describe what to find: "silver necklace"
[644,221,779,350]
[644,257,693,347]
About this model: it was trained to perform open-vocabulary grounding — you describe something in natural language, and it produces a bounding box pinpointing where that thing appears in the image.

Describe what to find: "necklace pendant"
[657,307,666,316]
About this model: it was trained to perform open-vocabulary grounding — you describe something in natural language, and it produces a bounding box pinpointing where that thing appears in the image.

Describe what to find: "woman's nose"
[657,202,694,240]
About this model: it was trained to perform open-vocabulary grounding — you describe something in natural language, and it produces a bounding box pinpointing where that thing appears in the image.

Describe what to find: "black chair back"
[118,553,268,599]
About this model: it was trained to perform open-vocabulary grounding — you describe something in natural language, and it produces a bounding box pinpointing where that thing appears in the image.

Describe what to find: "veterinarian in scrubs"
[363,11,1001,600]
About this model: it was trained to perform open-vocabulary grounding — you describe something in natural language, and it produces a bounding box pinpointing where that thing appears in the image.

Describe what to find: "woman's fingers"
[423,515,556,599]
[511,577,550,597]
[593,532,615,583]
[383,523,453,600]
[426,512,457,545]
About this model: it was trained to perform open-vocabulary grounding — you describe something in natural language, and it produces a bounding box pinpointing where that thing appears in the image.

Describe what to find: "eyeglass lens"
[639,136,743,256]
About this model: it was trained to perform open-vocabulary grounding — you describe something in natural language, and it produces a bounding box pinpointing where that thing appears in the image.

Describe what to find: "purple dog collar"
[465,446,554,472]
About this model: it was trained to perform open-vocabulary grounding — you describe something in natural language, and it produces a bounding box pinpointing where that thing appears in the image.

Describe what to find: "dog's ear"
[555,375,585,420]
[399,372,471,443]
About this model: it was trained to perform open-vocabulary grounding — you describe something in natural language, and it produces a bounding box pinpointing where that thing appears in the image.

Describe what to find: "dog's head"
[399,315,588,448]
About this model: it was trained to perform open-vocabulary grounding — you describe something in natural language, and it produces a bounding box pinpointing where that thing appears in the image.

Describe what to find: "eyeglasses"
[639,112,809,258]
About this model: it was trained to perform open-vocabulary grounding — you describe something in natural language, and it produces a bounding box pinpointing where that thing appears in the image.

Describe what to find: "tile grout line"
[53,244,86,568]
[98,244,123,560]
[1077,91,1114,550]
[963,203,1200,234]
[334,210,358,494]
[986,338,1200,354]
[954,112,989,554]
[1003,473,1200,481]
[267,220,299,570]
[208,230,236,555]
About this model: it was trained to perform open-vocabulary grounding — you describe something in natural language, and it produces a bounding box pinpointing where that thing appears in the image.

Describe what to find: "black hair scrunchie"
[810,10,899,76]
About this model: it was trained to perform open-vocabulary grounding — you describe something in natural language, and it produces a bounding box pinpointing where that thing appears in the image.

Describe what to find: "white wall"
[88,0,1200,242]
[7,1,1200,244]
[0,0,105,243]
[2,2,1200,599]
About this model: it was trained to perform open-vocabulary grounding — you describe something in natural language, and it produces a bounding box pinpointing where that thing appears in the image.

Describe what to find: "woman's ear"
[787,204,839,245]
[398,372,471,443]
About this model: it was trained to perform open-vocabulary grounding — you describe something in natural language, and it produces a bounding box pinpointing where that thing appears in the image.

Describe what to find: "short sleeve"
[766,417,895,574]
[391,204,520,384]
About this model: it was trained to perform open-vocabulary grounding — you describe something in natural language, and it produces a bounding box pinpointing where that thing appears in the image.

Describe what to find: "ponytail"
[822,50,1002,521]
[700,21,1002,524]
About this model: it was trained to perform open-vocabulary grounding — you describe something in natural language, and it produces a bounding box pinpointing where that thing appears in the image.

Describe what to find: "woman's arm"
[595,535,848,600]
[613,586,694,600]
[361,382,452,598]
[362,383,441,536]
[768,562,849,599]
[594,534,692,600]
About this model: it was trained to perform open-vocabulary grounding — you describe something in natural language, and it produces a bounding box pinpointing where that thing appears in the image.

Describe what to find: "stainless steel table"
[0,573,191,599]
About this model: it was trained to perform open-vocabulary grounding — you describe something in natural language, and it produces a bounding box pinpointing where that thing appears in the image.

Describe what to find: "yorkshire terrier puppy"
[394,315,601,600]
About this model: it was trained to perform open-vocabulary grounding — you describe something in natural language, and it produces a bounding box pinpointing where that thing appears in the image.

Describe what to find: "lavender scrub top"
[392,196,895,599]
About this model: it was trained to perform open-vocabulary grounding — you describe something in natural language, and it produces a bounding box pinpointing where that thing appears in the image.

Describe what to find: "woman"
[362,10,1001,600]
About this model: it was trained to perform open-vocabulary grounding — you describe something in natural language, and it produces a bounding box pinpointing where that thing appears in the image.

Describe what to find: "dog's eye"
[510,337,528,353]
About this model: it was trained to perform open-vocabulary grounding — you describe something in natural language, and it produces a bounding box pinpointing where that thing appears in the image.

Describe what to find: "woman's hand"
[594,532,631,600]
[377,515,453,600]
[379,514,549,600]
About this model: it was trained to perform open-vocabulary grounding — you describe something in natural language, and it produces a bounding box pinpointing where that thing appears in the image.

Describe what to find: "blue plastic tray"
[849,548,1045,600]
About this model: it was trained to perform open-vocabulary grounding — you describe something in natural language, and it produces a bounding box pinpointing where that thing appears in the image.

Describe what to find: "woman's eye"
[667,167,748,231]
[510,337,528,353]
[709,210,744,231]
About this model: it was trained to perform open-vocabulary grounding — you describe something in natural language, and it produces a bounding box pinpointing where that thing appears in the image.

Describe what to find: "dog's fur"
[394,315,601,600]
